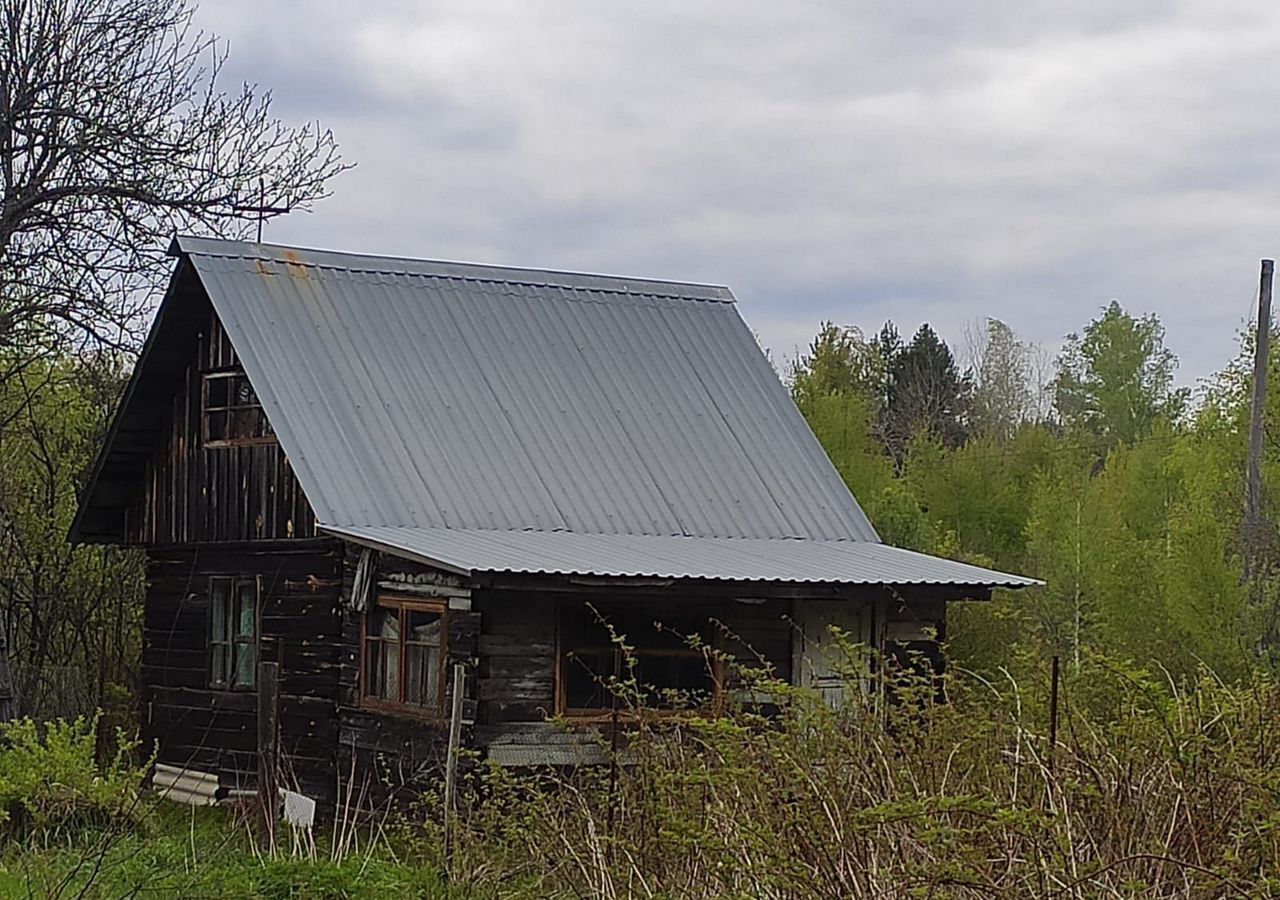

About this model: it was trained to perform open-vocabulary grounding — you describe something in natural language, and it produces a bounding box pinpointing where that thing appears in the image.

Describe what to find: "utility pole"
[1246,258,1275,586]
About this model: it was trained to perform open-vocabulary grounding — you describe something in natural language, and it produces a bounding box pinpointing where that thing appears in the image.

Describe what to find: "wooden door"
[792,600,870,707]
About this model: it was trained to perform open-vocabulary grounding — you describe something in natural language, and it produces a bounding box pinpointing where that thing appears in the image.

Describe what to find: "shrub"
[0,714,147,842]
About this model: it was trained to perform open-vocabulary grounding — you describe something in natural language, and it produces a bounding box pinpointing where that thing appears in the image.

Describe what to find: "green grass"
[0,805,464,900]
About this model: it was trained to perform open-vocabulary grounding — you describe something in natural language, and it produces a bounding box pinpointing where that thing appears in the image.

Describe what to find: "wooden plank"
[477,677,554,703]
[482,655,553,680]
[478,636,553,657]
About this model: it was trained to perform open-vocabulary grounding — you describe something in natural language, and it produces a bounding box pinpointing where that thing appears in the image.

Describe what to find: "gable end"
[71,257,316,544]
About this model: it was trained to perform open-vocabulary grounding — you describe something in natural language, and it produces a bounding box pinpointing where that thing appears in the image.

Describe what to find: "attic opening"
[202,367,276,447]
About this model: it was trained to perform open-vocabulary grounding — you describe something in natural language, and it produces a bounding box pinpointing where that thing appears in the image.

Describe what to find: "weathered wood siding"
[142,541,343,801]
[129,309,315,545]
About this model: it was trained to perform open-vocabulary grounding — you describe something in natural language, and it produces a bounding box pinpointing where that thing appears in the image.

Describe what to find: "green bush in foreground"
[0,715,146,843]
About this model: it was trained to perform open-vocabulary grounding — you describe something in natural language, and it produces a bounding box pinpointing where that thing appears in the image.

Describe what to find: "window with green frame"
[209,576,258,689]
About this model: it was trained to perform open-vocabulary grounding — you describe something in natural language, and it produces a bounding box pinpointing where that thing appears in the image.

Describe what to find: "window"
[210,576,258,689]
[362,596,446,714]
[203,369,275,446]
[557,603,719,714]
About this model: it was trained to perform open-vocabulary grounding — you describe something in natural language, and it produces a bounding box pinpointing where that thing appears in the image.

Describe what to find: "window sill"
[556,704,722,725]
[204,437,279,449]
[358,697,447,723]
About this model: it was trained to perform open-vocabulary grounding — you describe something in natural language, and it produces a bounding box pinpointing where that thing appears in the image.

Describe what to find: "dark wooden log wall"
[130,309,315,544]
[335,548,480,802]
[143,541,343,802]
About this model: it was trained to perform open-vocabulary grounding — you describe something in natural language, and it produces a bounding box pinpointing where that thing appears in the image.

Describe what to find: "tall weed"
[434,651,1280,898]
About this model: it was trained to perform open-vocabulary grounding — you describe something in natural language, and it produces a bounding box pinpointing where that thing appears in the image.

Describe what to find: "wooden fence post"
[443,663,466,873]
[1047,655,1060,775]
[258,660,280,849]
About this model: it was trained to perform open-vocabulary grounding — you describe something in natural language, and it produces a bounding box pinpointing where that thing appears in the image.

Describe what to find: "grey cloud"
[198,0,1280,388]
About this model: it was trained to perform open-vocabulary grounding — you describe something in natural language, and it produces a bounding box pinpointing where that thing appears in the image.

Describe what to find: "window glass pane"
[405,609,441,647]
[211,643,227,685]
[232,408,269,440]
[364,639,384,699]
[559,603,715,710]
[374,606,400,641]
[234,407,272,439]
[210,581,230,641]
[234,641,256,687]
[383,641,401,700]
[636,653,713,708]
[365,607,401,700]
[234,375,257,406]
[405,642,441,706]
[404,609,442,706]
[235,582,256,637]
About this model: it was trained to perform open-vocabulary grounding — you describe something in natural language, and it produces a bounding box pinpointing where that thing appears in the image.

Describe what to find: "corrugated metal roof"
[96,236,1044,590]
[320,524,1041,587]
[179,237,880,542]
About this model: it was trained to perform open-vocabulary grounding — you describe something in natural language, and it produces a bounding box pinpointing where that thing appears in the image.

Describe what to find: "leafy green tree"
[905,425,1056,573]
[793,312,1266,682]
[0,356,142,721]
[789,322,885,408]
[1052,302,1189,453]
[1198,323,1280,655]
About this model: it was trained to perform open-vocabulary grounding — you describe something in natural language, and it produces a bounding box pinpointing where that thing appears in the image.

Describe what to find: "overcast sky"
[198,1,1280,389]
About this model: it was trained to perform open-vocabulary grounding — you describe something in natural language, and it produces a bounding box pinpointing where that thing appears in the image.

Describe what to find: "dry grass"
[436,650,1280,899]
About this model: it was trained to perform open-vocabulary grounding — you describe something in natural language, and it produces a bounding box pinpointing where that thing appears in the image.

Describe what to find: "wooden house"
[71,237,1036,804]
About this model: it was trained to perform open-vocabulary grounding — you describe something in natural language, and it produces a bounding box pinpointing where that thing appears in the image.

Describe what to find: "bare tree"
[0,0,347,725]
[965,318,1037,440]
[0,0,348,357]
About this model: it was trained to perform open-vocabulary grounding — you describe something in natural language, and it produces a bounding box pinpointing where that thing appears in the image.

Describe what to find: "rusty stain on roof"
[282,250,309,280]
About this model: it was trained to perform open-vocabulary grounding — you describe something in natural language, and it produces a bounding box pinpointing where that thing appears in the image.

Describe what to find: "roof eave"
[68,252,191,544]
[319,524,1042,591]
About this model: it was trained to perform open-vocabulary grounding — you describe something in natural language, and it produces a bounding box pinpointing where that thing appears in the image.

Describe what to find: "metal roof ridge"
[172,235,735,303]
[323,523,873,544]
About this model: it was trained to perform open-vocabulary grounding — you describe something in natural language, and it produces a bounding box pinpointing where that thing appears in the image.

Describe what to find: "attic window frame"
[201,367,277,448]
